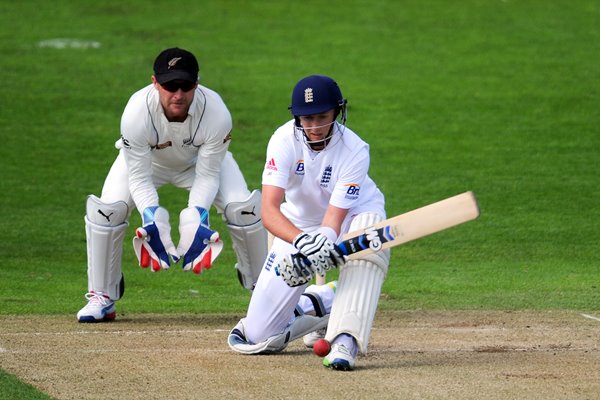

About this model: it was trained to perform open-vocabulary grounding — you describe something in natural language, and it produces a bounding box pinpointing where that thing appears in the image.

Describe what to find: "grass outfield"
[0,0,598,397]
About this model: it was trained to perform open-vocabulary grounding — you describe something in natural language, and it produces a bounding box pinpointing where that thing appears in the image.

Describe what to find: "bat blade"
[338,191,480,259]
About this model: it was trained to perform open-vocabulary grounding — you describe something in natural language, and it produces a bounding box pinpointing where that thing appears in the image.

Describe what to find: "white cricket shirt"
[262,120,385,230]
[119,84,232,212]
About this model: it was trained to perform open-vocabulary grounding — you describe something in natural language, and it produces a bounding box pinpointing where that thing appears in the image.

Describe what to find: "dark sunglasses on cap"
[161,80,197,93]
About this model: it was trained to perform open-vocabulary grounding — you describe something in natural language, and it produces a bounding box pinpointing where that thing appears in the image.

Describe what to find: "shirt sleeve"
[187,101,232,209]
[329,144,370,209]
[120,92,160,212]
[262,128,295,189]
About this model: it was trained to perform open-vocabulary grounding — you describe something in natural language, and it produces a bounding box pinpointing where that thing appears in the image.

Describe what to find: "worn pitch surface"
[1,311,598,399]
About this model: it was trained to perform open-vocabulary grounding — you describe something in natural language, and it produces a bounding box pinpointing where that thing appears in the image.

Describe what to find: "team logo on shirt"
[295,160,305,175]
[155,141,173,150]
[345,183,360,200]
[320,165,332,187]
[266,158,277,171]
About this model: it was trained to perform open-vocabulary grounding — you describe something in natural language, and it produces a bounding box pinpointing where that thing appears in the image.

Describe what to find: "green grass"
[1,0,598,312]
[1,0,599,396]
[1,0,598,311]
[0,371,55,400]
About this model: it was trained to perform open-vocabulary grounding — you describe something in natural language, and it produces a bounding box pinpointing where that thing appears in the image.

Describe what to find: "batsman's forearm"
[262,210,302,245]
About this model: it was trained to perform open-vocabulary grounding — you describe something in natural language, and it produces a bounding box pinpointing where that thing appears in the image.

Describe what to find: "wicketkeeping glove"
[293,232,346,276]
[177,206,223,274]
[133,206,179,272]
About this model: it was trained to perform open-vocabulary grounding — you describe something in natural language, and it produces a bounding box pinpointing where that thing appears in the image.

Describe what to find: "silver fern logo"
[167,57,182,69]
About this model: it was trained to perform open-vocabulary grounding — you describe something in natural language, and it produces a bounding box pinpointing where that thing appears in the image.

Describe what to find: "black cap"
[153,47,199,84]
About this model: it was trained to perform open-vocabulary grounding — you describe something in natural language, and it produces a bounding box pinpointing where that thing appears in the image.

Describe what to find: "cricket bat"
[337,191,480,259]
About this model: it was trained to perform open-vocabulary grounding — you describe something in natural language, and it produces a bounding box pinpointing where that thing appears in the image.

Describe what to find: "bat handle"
[315,273,326,285]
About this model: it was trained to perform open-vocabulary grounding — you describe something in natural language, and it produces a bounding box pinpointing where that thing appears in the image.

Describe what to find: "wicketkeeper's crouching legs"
[222,190,268,290]
[323,212,390,370]
[77,195,129,322]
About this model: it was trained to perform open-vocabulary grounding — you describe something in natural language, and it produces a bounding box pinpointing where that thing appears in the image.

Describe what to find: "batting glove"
[293,232,346,276]
[133,206,179,272]
[279,252,314,287]
[177,207,223,274]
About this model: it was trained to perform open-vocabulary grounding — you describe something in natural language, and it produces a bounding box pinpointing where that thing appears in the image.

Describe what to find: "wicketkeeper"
[78,48,267,322]
[228,75,390,370]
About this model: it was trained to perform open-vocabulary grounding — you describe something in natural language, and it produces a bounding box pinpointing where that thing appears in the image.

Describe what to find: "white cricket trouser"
[243,237,304,344]
[100,150,250,212]
[243,202,386,345]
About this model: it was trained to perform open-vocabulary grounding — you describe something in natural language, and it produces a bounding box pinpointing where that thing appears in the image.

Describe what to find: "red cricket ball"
[313,339,331,357]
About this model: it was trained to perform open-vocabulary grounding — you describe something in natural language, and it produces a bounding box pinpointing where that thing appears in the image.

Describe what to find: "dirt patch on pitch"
[1,311,599,399]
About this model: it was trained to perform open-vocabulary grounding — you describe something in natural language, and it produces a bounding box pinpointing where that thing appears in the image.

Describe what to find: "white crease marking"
[0,329,228,337]
[581,313,600,322]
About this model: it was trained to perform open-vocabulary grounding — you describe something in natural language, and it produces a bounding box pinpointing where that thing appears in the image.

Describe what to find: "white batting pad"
[85,195,129,300]
[325,212,390,354]
[86,195,129,227]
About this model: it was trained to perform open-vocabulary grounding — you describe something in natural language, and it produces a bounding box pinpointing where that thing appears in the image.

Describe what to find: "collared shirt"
[262,120,385,230]
[119,84,232,212]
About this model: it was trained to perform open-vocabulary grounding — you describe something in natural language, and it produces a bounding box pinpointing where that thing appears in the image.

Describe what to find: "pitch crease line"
[0,329,229,337]
[581,313,600,322]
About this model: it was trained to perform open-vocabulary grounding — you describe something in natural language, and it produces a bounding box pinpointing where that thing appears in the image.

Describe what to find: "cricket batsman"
[228,75,390,370]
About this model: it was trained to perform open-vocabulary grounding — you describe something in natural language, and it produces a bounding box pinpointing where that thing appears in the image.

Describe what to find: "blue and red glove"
[133,206,179,272]
[177,207,223,274]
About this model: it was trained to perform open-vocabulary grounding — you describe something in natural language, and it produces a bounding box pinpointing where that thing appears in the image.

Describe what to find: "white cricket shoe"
[303,328,326,348]
[77,292,116,322]
[323,343,356,371]
[323,334,359,371]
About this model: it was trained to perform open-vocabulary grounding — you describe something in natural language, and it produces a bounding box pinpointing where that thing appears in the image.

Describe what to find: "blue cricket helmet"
[289,75,346,116]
